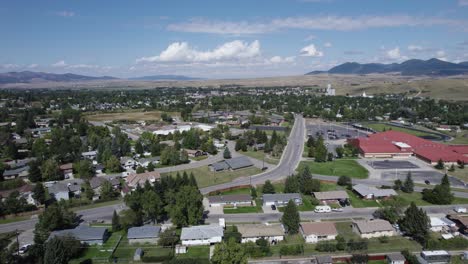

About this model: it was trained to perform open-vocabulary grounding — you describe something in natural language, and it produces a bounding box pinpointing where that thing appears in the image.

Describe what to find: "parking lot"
[368,160,419,169]
[306,123,365,140]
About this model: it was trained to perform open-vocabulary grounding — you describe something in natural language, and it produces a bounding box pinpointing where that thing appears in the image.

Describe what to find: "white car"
[314,205,332,213]
[454,207,467,213]
[19,244,31,254]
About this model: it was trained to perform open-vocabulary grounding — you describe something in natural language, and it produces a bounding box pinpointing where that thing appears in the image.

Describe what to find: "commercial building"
[210,156,254,172]
[349,130,468,165]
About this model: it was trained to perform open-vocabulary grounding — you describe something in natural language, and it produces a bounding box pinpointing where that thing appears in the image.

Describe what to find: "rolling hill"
[306,58,468,76]
[0,71,118,84]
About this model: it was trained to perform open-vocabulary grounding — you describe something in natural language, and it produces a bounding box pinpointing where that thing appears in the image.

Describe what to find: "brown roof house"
[352,219,395,239]
[237,224,285,244]
[300,222,338,243]
[126,171,160,190]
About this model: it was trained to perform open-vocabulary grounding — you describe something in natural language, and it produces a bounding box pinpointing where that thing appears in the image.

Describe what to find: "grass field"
[365,123,435,137]
[223,206,262,214]
[241,150,280,165]
[85,110,178,122]
[447,167,468,182]
[162,166,262,188]
[0,215,30,224]
[445,131,468,144]
[177,245,210,261]
[299,160,369,179]
[346,190,380,208]
[70,230,122,263]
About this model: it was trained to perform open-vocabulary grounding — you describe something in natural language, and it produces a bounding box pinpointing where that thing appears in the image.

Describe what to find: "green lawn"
[382,191,468,206]
[241,150,280,165]
[346,190,380,208]
[447,167,468,182]
[0,215,30,224]
[299,160,369,179]
[70,230,123,263]
[177,245,210,261]
[279,195,316,212]
[190,155,208,161]
[223,206,262,214]
[162,166,262,188]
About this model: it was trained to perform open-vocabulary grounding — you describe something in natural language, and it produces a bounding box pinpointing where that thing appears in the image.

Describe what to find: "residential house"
[2,166,30,180]
[28,127,51,137]
[180,225,224,246]
[352,184,397,200]
[137,157,160,168]
[430,216,457,232]
[237,224,284,243]
[59,163,73,179]
[300,222,338,243]
[82,151,97,160]
[262,193,302,206]
[46,179,84,200]
[0,184,36,205]
[207,194,252,207]
[387,253,406,264]
[120,157,137,170]
[313,191,349,203]
[126,171,161,189]
[352,220,395,238]
[94,164,105,175]
[127,225,161,245]
[49,225,109,245]
[448,214,468,234]
[185,149,205,158]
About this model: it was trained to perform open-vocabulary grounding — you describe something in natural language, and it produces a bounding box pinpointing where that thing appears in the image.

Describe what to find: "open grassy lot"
[440,130,468,145]
[162,166,262,188]
[0,215,30,224]
[278,195,316,212]
[299,160,369,179]
[84,110,179,122]
[447,168,468,182]
[241,150,280,165]
[176,245,210,262]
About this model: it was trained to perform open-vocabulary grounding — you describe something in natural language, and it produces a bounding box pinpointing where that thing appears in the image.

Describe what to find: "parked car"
[271,205,277,211]
[314,205,331,213]
[454,207,467,213]
[19,244,31,254]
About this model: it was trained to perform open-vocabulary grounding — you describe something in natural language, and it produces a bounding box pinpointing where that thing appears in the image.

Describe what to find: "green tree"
[250,186,257,199]
[262,180,275,194]
[170,186,204,227]
[335,146,344,158]
[141,190,163,223]
[393,179,402,190]
[43,237,68,264]
[135,140,144,155]
[223,226,242,243]
[223,147,232,159]
[32,182,46,205]
[448,164,455,172]
[73,160,94,179]
[401,171,414,193]
[105,155,121,173]
[281,200,300,234]
[136,166,145,173]
[147,162,155,172]
[100,180,117,200]
[112,210,121,231]
[82,180,95,201]
[337,175,352,187]
[158,228,180,247]
[422,174,454,204]
[32,138,48,160]
[41,159,62,181]
[284,175,299,193]
[434,159,445,169]
[34,204,77,246]
[314,135,328,162]
[211,239,248,264]
[399,202,429,244]
[28,159,42,182]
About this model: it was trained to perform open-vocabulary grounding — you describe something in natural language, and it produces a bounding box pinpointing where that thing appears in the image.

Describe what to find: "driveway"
[262,205,279,214]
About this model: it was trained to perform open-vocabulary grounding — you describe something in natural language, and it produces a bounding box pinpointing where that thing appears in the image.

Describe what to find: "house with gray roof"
[211,156,254,172]
[2,166,30,180]
[46,179,84,200]
[127,225,161,244]
[352,184,397,200]
[49,225,109,245]
[207,194,252,207]
[313,190,349,202]
[262,193,302,206]
[211,161,230,172]
[352,219,395,239]
[180,225,224,246]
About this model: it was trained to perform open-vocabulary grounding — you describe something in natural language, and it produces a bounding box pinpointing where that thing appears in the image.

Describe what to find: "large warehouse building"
[349,131,468,165]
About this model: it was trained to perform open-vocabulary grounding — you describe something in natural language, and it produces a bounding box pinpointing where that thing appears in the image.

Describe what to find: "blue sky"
[1,0,468,78]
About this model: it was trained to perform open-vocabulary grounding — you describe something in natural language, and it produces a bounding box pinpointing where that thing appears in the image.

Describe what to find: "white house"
[262,193,302,206]
[352,220,395,239]
[237,224,284,244]
[386,253,406,264]
[120,157,137,170]
[207,194,252,207]
[430,216,457,232]
[180,225,223,246]
[300,222,338,243]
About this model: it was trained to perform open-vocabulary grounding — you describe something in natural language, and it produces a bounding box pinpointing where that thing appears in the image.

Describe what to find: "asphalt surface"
[369,160,419,170]
[200,114,306,194]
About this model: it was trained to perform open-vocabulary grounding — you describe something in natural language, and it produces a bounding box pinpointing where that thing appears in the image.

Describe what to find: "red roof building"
[348,130,468,165]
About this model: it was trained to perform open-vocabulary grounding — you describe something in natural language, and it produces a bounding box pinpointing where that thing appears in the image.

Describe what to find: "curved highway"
[200,114,306,194]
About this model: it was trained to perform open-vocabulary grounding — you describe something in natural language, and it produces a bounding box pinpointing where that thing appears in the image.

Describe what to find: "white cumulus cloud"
[56,11,75,17]
[300,44,323,57]
[137,40,261,63]
[52,60,67,67]
[269,56,295,63]
[324,42,332,48]
[408,45,424,52]
[385,47,407,61]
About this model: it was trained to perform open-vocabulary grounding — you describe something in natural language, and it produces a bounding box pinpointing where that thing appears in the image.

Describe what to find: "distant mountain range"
[128,75,201,81]
[0,71,117,84]
[306,58,468,76]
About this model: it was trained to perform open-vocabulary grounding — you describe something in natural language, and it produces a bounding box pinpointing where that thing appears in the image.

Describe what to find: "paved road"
[204,204,466,224]
[200,114,306,194]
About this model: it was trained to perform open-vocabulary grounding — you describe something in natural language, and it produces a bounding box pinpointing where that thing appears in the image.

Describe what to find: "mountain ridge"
[0,71,117,84]
[306,58,468,76]
[128,75,201,81]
